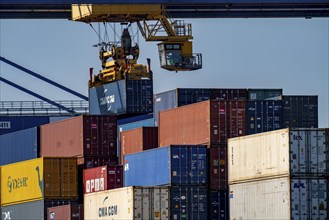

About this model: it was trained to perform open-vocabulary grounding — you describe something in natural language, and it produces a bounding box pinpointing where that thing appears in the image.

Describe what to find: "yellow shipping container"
[0,166,2,205]
[1,157,78,206]
[1,158,43,206]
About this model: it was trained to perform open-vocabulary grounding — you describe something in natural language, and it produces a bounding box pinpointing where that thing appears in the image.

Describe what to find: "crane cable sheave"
[71,4,202,73]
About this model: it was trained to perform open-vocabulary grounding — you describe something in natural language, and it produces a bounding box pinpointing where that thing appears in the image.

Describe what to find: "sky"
[0,18,328,127]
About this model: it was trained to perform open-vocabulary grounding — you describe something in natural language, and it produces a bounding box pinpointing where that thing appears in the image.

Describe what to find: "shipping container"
[89,79,153,115]
[47,204,84,220]
[40,115,117,157]
[117,114,154,162]
[209,146,228,190]
[171,186,208,220]
[159,100,219,146]
[283,95,318,128]
[124,145,207,186]
[77,156,118,169]
[0,116,72,136]
[154,88,247,126]
[229,176,328,220]
[0,199,79,220]
[218,100,246,143]
[83,165,123,194]
[246,100,283,134]
[0,116,49,135]
[0,127,39,166]
[84,186,169,220]
[248,88,283,100]
[228,128,329,184]
[209,189,229,220]
[84,186,207,220]
[1,157,78,206]
[120,127,158,165]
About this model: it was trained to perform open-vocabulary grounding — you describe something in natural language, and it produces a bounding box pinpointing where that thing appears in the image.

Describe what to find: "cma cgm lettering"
[99,206,118,217]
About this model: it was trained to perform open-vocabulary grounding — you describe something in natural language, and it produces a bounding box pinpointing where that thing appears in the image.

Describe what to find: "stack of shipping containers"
[0,85,321,219]
[228,128,328,219]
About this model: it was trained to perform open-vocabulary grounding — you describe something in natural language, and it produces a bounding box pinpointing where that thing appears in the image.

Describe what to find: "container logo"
[2,211,12,220]
[293,182,306,188]
[86,177,104,193]
[49,212,55,220]
[99,196,118,217]
[124,163,129,171]
[293,135,302,140]
[0,121,11,129]
[7,176,28,193]
[100,95,115,105]
[35,166,44,194]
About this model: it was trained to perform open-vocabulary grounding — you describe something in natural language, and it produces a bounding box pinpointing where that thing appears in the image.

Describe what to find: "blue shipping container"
[209,190,229,220]
[89,79,153,115]
[117,115,154,163]
[0,127,39,166]
[247,100,283,134]
[171,186,208,220]
[0,116,49,135]
[124,145,207,186]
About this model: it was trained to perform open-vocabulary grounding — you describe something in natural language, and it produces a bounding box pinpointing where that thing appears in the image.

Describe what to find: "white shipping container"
[228,128,328,183]
[229,176,328,220]
[84,186,169,220]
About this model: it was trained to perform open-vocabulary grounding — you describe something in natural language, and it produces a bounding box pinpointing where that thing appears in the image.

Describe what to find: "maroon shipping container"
[83,165,123,194]
[159,100,220,146]
[218,100,246,143]
[120,127,158,165]
[47,204,83,220]
[40,115,117,157]
[77,156,118,169]
[209,146,228,190]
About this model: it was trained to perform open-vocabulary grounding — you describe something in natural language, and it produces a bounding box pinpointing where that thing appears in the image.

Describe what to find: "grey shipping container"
[89,79,153,115]
[154,88,247,126]
[229,176,328,220]
[248,88,283,100]
[0,127,39,166]
[0,199,78,220]
[283,95,318,128]
[246,100,283,134]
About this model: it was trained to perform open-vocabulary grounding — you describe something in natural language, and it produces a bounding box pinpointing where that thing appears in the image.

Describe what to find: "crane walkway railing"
[0,100,89,116]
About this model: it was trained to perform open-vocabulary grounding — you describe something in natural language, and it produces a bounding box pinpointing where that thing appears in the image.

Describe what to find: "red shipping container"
[47,204,83,220]
[120,127,158,165]
[83,165,123,194]
[159,100,220,146]
[209,146,228,190]
[40,115,117,157]
[218,100,246,143]
[77,156,118,169]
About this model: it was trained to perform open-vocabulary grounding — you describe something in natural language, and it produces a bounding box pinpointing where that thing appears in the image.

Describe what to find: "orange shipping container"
[159,100,219,146]
[120,127,158,165]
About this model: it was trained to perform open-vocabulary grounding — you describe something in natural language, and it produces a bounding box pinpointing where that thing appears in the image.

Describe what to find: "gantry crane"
[71,4,202,87]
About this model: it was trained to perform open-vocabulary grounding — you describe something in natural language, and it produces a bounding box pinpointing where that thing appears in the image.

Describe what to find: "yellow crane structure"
[71,4,202,87]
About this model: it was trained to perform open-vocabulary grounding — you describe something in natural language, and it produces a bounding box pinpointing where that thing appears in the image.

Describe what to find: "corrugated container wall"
[154,88,247,126]
[228,128,329,184]
[209,189,229,220]
[83,165,123,194]
[120,127,158,165]
[89,79,153,115]
[248,88,283,100]
[124,145,207,186]
[0,127,39,166]
[229,176,328,220]
[40,115,117,157]
[283,95,318,128]
[246,100,283,134]
[77,156,118,169]
[159,100,219,146]
[117,114,154,162]
[0,116,49,135]
[84,186,169,220]
[47,204,84,220]
[209,146,228,190]
[218,100,246,143]
[1,157,78,206]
